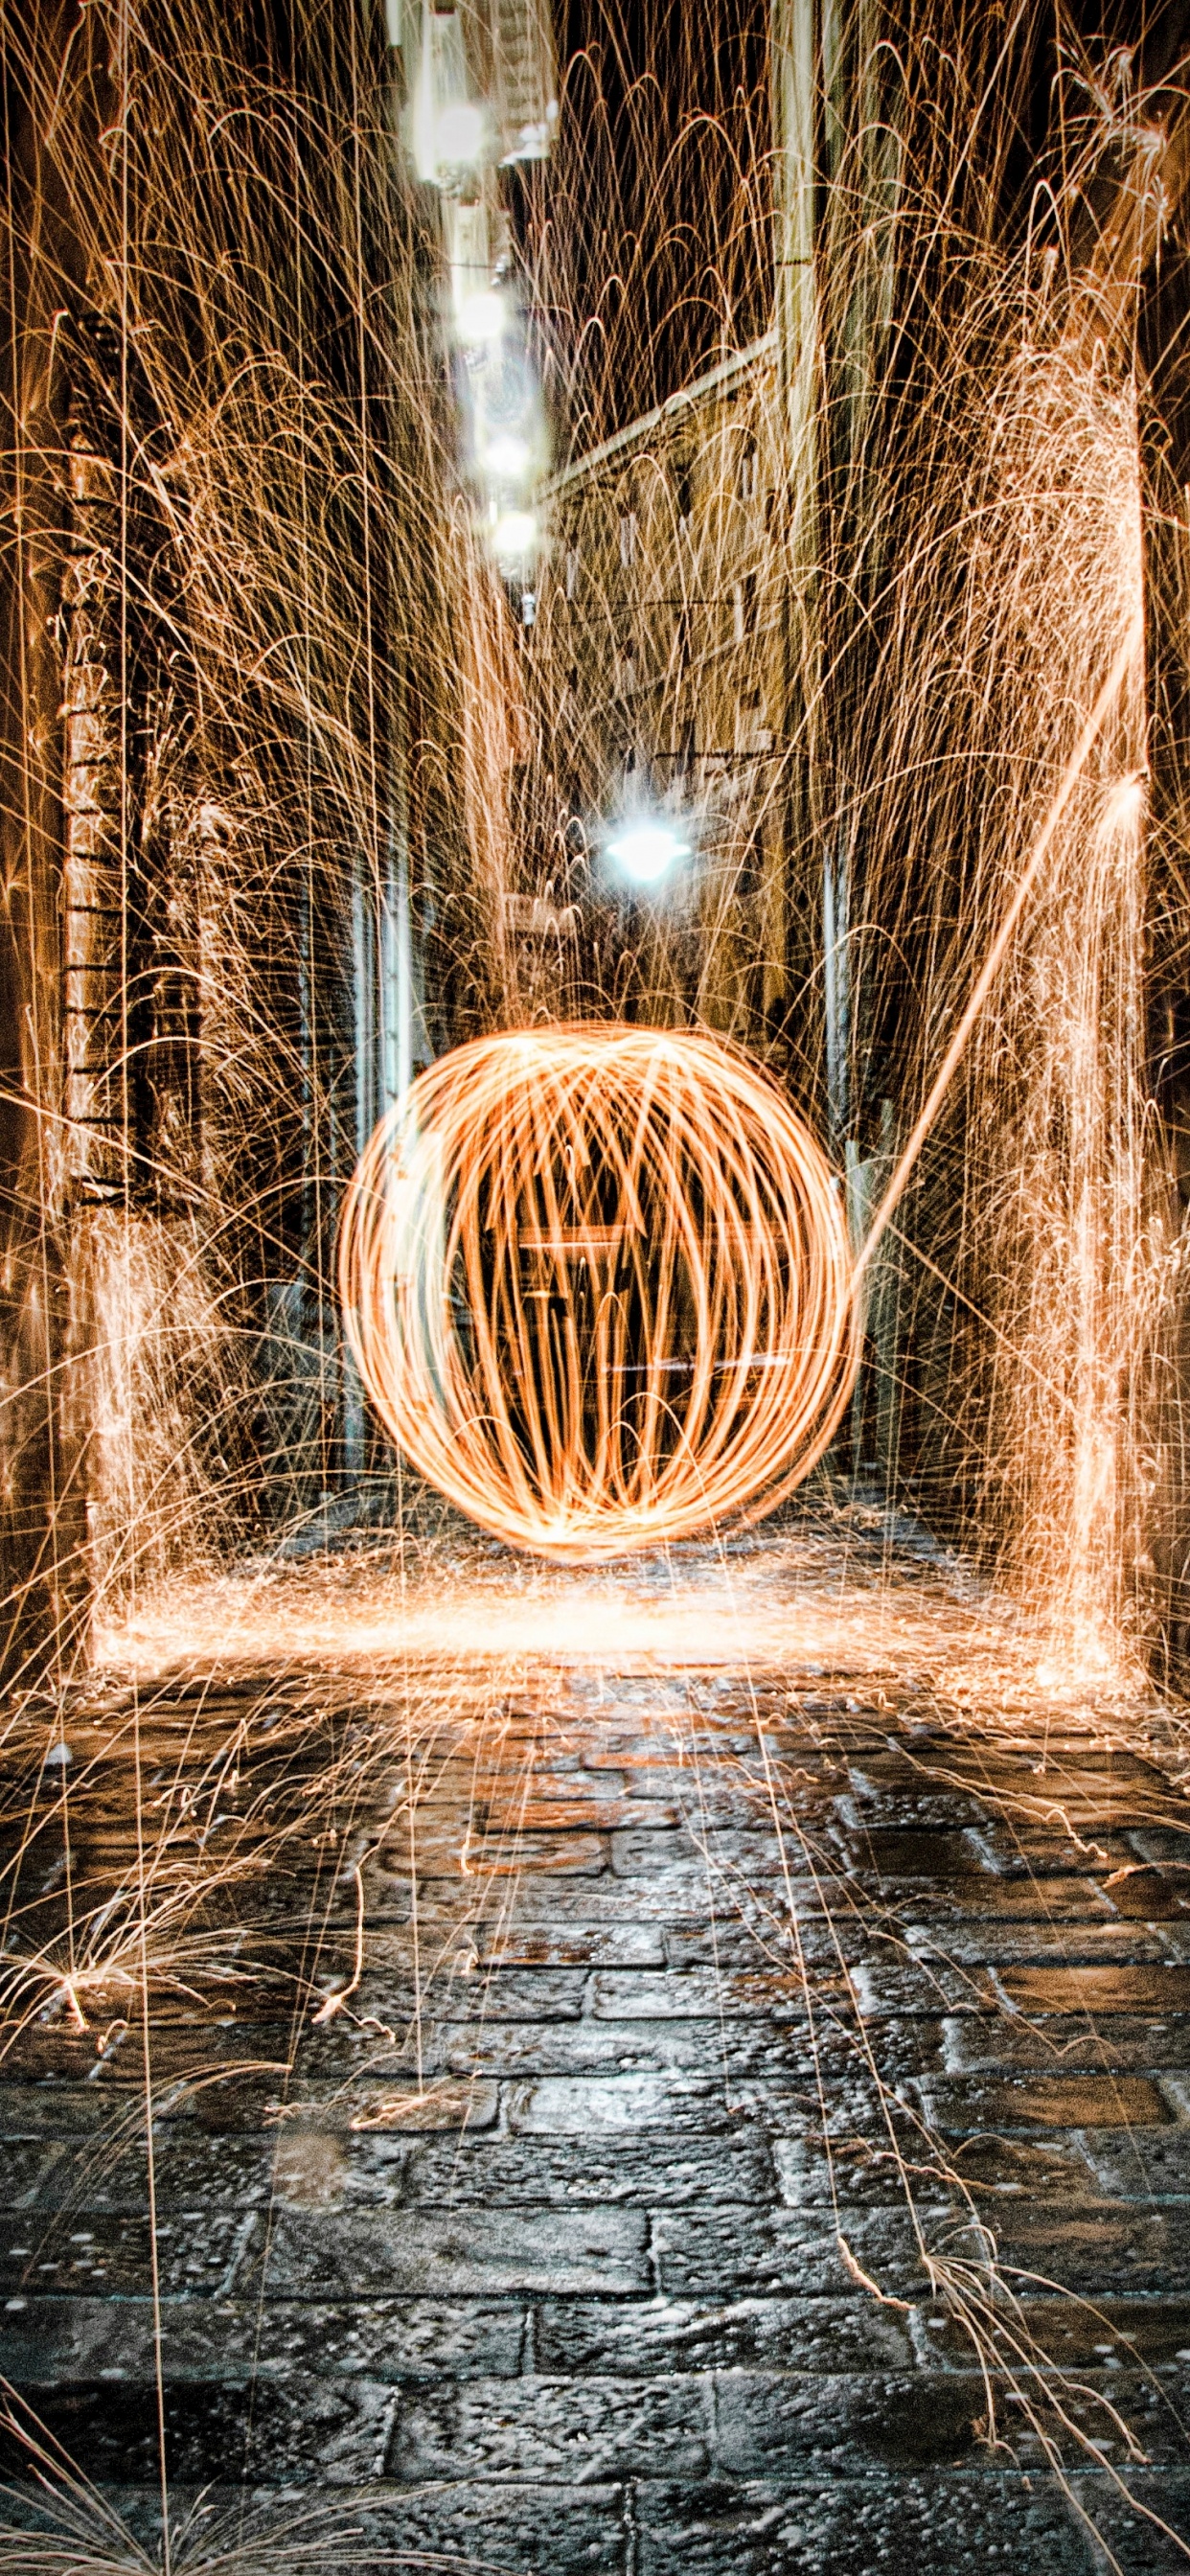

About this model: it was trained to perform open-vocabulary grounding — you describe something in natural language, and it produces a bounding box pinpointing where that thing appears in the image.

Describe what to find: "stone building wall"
[0,3,92,1690]
[532,334,799,1057]
[0,0,487,1676]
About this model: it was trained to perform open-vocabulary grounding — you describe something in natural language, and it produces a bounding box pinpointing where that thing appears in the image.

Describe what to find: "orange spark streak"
[857,611,1145,1284]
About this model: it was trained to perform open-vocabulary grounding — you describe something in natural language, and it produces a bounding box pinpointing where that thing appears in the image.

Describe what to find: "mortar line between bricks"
[623,2472,639,2576]
[377,2386,400,2480]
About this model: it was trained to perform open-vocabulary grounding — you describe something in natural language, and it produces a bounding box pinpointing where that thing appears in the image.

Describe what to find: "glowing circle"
[338,1024,858,1560]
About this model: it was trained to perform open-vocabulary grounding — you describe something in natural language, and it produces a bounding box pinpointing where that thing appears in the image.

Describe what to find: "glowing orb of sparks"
[338,1024,858,1560]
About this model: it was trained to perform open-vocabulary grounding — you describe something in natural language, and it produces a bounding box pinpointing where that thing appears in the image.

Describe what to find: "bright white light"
[606,821,690,885]
[435,101,486,167]
[458,289,506,347]
[482,433,532,482]
[492,510,538,565]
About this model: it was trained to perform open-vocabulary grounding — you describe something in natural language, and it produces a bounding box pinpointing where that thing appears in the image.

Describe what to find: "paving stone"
[401,2129,777,2207]
[997,1965,1190,2014]
[0,2085,131,2140]
[463,1875,836,1923]
[837,1790,990,1829]
[909,1921,1172,1964]
[970,1825,1138,1873]
[1070,2469,1190,2567]
[489,1797,684,1832]
[534,2296,915,2377]
[441,2014,940,2084]
[903,1874,1113,1920]
[950,2198,1185,2293]
[848,1959,986,2014]
[0,2022,296,2086]
[295,2078,501,2133]
[835,1828,993,1877]
[47,2474,629,2571]
[349,2478,629,2569]
[773,2129,1101,2205]
[8,2130,284,2213]
[0,2371,397,2485]
[1079,2126,1190,2196]
[1123,1831,1190,1865]
[0,2292,528,2381]
[439,2016,813,2076]
[0,2141,80,2206]
[259,2204,652,2297]
[389,2371,711,2481]
[505,2074,779,2134]
[934,2014,1190,2071]
[1107,1868,1190,1920]
[919,2073,1175,2129]
[610,1829,793,1881]
[652,2207,925,2301]
[660,1922,832,1968]
[710,2366,990,2472]
[475,1921,666,1966]
[589,1969,809,2019]
[631,2471,1093,2572]
[354,1965,590,2022]
[0,2207,258,2299]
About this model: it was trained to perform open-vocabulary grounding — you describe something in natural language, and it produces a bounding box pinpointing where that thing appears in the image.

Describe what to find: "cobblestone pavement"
[6,1529,1190,2570]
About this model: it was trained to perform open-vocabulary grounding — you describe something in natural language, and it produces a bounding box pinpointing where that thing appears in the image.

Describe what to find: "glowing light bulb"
[606,820,690,884]
[492,509,538,564]
[482,432,532,482]
[458,289,506,346]
[435,101,486,168]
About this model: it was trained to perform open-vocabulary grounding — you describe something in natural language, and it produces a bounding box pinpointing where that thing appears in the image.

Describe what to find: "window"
[619,510,637,567]
[735,698,773,756]
[740,444,759,503]
[732,571,757,644]
[565,545,579,600]
[675,463,694,528]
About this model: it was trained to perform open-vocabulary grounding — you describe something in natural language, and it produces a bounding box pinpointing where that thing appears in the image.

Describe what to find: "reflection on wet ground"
[4,1512,1190,2569]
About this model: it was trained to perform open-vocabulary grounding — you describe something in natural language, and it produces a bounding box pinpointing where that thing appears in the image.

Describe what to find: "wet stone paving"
[6,1538,1190,2570]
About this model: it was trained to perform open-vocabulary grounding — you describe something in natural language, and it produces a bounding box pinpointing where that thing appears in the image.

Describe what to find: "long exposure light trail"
[856,609,1147,1287]
[4,6,1190,2565]
[338,1022,858,1556]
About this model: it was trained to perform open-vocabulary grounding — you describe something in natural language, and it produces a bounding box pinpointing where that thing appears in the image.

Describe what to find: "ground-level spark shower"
[338,1022,858,1556]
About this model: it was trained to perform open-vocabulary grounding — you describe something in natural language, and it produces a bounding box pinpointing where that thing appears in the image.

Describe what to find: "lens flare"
[338,1023,858,1558]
